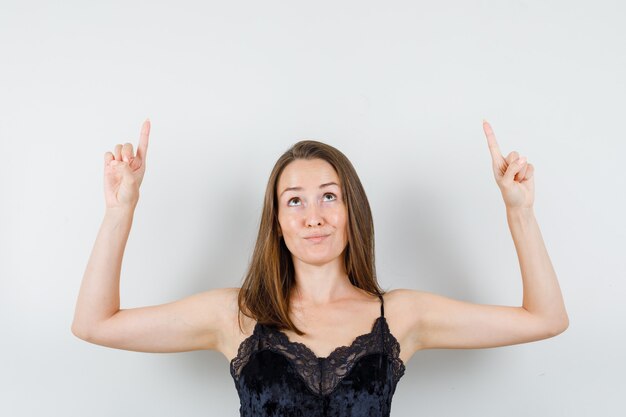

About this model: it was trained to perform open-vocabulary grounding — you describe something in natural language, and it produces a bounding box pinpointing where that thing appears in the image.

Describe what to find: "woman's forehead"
[277,159,340,190]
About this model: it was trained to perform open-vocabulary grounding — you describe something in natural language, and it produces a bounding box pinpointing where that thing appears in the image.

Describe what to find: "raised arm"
[399,120,569,353]
[71,119,234,353]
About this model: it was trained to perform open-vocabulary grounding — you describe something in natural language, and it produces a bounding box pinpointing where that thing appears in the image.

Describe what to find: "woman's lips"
[304,234,329,243]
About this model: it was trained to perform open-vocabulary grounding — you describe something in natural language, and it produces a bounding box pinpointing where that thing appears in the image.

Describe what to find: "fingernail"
[518,157,526,165]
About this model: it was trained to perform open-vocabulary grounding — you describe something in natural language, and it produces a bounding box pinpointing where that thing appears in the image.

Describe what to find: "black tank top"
[230,294,406,416]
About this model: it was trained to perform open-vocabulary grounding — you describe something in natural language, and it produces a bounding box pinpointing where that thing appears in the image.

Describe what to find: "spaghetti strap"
[378,293,384,317]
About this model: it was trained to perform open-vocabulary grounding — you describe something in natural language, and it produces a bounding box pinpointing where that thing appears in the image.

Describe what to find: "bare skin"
[221,288,418,365]
[72,119,568,369]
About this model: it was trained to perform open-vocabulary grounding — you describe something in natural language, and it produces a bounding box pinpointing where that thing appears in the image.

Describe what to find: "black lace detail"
[381,317,406,382]
[229,322,261,381]
[230,316,406,397]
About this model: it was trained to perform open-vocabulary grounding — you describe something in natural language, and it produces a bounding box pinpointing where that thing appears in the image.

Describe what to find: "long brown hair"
[236,140,387,335]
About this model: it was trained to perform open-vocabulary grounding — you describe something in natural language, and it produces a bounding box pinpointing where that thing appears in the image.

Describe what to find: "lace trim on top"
[230,316,406,397]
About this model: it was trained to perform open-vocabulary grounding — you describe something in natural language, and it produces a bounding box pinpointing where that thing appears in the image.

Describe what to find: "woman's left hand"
[483,120,535,209]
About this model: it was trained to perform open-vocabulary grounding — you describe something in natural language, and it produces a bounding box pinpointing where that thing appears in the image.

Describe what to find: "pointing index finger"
[483,119,503,163]
[137,118,150,161]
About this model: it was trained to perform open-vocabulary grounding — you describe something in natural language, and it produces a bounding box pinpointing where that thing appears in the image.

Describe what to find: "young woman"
[71,119,568,417]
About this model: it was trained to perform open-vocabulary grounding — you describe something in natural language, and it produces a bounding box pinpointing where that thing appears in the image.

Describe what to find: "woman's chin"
[295,252,343,266]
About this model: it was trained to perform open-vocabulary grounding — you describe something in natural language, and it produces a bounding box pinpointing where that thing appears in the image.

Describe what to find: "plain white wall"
[1,0,624,416]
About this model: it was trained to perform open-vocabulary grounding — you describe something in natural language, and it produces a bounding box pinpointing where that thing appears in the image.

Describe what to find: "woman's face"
[276,158,348,267]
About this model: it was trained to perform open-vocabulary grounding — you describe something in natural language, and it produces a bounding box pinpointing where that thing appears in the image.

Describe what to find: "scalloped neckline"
[265,315,386,361]
[228,314,407,384]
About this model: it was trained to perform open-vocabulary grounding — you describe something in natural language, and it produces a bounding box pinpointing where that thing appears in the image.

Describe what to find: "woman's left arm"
[484,119,568,330]
[399,120,568,352]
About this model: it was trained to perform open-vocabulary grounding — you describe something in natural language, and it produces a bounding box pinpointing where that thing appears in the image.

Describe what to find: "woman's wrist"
[505,206,534,216]
[104,206,136,223]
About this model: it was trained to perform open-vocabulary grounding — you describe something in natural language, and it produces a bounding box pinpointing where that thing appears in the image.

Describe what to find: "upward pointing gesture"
[483,120,535,209]
[103,119,151,211]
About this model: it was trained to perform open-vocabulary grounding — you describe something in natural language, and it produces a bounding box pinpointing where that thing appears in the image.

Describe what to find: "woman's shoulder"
[197,286,241,305]
[219,287,244,317]
[191,287,244,330]
[382,288,432,315]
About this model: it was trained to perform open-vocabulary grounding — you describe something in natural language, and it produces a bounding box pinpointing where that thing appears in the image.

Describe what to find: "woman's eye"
[287,193,336,207]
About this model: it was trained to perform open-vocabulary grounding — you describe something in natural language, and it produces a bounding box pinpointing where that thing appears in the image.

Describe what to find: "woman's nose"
[305,204,323,227]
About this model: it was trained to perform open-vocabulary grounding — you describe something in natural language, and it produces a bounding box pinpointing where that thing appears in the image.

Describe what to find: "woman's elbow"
[549,316,569,336]
[71,321,94,342]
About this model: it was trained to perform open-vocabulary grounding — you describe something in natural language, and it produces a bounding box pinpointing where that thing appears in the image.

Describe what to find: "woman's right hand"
[103,119,151,211]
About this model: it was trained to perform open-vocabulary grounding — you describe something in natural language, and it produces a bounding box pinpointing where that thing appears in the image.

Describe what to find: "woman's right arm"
[71,119,234,353]
[71,208,234,353]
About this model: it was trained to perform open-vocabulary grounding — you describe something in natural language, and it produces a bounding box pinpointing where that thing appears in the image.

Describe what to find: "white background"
[1,0,624,416]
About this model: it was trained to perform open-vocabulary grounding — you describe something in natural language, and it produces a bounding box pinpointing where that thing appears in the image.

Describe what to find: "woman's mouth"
[304,234,329,243]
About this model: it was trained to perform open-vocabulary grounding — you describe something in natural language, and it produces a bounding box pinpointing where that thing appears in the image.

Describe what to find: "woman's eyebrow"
[279,182,339,198]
